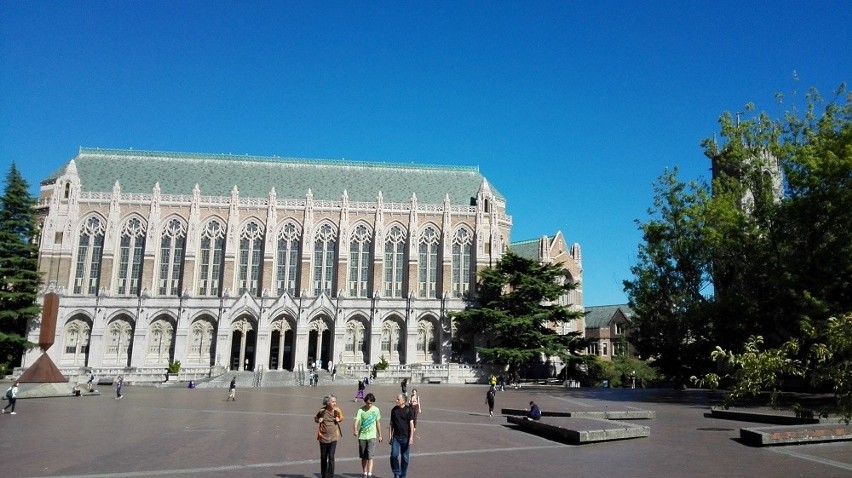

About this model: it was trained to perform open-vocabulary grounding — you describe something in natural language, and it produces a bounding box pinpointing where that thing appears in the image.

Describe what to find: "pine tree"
[0,163,40,370]
[452,251,586,375]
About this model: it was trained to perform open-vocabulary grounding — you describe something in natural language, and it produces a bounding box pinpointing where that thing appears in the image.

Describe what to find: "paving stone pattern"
[1,385,851,477]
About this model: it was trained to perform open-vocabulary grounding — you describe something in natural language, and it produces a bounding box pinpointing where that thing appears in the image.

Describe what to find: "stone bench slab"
[506,415,650,444]
[502,408,655,420]
[708,407,820,425]
[740,423,852,446]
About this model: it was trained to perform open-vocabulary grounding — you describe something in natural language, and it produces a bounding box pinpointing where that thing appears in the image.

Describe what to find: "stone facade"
[24,148,582,382]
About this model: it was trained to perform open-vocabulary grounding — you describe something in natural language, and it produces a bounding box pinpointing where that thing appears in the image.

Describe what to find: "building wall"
[27,156,515,375]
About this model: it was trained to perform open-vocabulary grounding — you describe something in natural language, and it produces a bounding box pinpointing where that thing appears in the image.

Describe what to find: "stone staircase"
[196,368,363,388]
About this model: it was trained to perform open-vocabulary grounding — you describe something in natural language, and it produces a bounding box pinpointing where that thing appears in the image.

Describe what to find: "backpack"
[5,387,12,399]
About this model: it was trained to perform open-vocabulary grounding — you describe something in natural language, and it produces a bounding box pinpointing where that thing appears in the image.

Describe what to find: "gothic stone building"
[25,148,583,380]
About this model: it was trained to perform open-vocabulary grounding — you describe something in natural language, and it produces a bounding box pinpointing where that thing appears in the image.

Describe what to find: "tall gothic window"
[198,220,226,296]
[384,225,405,297]
[73,216,105,295]
[276,222,301,295]
[313,223,337,296]
[418,226,439,298]
[452,227,473,298]
[238,221,264,296]
[117,217,146,295]
[349,224,371,297]
[159,219,186,296]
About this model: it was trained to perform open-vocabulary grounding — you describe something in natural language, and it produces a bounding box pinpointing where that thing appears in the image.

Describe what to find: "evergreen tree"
[0,163,40,370]
[451,251,586,375]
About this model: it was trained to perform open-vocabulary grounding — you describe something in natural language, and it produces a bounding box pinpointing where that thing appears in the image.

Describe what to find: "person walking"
[485,385,496,417]
[331,366,337,382]
[400,378,408,399]
[115,375,124,399]
[355,379,365,402]
[227,376,237,401]
[87,372,96,392]
[388,394,415,478]
[408,389,422,428]
[2,382,19,414]
[315,394,344,478]
[353,392,382,478]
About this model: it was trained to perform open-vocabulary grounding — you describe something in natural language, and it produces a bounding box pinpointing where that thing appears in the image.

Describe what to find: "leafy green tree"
[623,168,714,385]
[0,163,40,369]
[698,313,852,423]
[451,251,585,374]
[584,355,659,388]
[628,84,852,388]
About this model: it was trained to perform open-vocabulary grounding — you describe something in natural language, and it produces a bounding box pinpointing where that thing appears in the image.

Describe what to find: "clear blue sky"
[2,1,849,306]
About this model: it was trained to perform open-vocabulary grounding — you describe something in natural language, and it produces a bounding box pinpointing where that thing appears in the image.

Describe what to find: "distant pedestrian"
[400,378,408,398]
[353,392,382,478]
[485,385,496,417]
[227,376,237,401]
[2,382,19,414]
[115,375,124,399]
[388,393,415,478]
[332,366,337,382]
[355,380,365,402]
[498,374,505,391]
[87,372,96,391]
[409,389,422,428]
[315,394,344,478]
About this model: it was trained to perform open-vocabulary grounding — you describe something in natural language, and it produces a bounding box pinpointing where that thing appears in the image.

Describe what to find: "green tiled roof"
[47,148,504,205]
[584,304,633,328]
[509,237,547,261]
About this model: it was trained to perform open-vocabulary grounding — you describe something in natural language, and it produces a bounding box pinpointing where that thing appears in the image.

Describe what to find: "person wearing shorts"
[353,392,382,477]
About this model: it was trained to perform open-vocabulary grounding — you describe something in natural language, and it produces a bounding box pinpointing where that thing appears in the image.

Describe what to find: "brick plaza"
[2,384,851,477]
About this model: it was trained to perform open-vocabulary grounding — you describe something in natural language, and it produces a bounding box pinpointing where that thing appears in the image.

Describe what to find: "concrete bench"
[740,424,852,446]
[506,416,650,444]
[427,378,443,384]
[502,408,656,420]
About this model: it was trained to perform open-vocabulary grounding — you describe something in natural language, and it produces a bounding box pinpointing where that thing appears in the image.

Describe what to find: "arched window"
[452,228,472,298]
[276,222,301,295]
[417,319,437,362]
[349,224,371,297]
[104,318,134,366]
[117,217,146,295]
[198,220,225,296]
[238,221,264,296]
[384,225,405,297]
[344,320,367,363]
[73,216,106,295]
[159,219,186,296]
[188,318,216,365]
[313,223,337,296]
[382,320,404,363]
[418,226,439,298]
[61,319,90,366]
[146,319,175,365]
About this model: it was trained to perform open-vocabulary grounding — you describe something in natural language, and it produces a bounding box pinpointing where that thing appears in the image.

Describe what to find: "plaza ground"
[1,383,851,477]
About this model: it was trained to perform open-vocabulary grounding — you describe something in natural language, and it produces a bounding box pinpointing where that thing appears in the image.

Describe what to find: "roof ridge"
[77,147,480,173]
